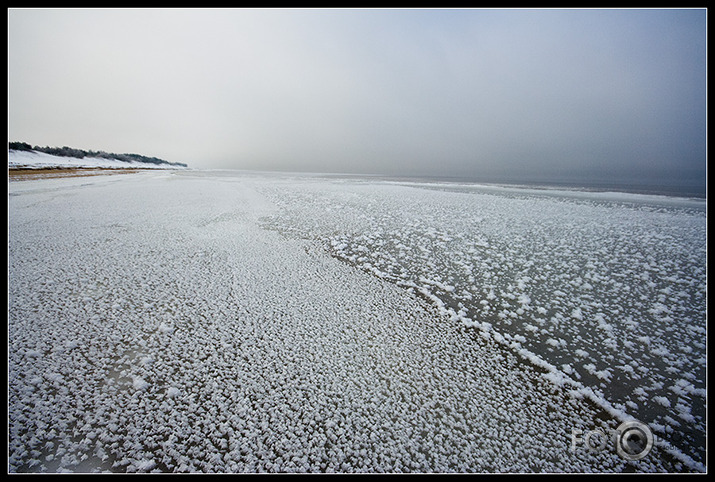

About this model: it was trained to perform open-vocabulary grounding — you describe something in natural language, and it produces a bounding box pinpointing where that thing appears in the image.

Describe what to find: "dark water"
[360,175,707,199]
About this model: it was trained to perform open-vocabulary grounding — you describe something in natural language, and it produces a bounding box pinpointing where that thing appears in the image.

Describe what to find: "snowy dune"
[8,149,188,170]
[8,170,705,473]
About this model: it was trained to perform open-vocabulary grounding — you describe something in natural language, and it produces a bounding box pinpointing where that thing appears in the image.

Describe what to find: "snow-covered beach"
[8,169,706,473]
[8,149,188,171]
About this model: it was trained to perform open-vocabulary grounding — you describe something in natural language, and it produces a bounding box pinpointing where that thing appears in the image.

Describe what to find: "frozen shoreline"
[8,170,703,472]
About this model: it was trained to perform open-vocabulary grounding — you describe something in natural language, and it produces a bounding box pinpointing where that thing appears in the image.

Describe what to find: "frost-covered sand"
[8,170,705,473]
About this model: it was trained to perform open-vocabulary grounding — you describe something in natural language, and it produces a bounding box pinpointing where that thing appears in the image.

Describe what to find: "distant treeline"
[9,141,188,168]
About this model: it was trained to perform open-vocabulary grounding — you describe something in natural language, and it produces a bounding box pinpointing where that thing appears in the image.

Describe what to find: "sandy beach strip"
[7,167,150,181]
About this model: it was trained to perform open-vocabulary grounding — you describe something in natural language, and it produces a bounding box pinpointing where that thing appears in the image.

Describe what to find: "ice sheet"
[8,170,705,473]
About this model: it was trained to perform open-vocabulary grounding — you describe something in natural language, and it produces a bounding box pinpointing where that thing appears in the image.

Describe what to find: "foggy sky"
[8,8,706,187]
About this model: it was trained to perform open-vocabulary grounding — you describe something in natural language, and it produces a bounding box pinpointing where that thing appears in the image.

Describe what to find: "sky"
[8,8,707,187]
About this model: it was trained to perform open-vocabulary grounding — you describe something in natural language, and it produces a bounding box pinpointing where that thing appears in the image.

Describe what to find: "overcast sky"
[8,8,706,186]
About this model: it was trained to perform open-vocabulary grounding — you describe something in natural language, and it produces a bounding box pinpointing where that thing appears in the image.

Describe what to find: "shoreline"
[8,167,157,181]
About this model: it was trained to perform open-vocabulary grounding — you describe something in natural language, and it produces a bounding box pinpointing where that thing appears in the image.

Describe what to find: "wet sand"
[8,167,145,181]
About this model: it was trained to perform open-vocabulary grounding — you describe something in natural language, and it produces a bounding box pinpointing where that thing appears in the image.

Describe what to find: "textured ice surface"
[8,170,704,473]
[260,175,706,469]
